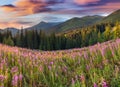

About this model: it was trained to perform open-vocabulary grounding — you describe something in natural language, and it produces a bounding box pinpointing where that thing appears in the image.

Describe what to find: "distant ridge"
[25,21,60,31]
[48,15,103,33]
[100,9,120,23]
[1,9,120,35]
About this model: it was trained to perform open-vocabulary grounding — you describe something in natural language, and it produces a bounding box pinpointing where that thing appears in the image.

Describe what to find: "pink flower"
[102,81,108,87]
[0,86,4,87]
[11,66,18,73]
[63,66,67,72]
[39,66,43,72]
[19,74,23,81]
[12,74,19,86]
[80,75,85,82]
[86,64,90,70]
[80,75,85,81]
[72,78,75,85]
[48,66,51,70]
[94,83,98,87]
[50,61,54,65]
[84,53,88,59]
[0,75,4,82]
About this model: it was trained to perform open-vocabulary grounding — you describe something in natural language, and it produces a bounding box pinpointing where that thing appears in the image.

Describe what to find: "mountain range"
[0,9,120,35]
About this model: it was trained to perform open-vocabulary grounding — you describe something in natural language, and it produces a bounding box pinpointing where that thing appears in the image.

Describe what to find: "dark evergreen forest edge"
[0,9,120,50]
[0,22,119,51]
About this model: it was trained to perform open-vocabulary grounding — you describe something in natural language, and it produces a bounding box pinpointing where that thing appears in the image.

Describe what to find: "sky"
[0,0,120,29]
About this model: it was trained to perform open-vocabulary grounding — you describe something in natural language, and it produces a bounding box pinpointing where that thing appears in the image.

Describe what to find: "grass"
[0,39,120,87]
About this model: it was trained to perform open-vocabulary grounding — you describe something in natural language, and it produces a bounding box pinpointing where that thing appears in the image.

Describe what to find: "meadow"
[0,39,120,87]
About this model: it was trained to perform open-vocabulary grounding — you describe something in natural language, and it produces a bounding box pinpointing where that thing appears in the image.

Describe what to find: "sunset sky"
[0,0,120,29]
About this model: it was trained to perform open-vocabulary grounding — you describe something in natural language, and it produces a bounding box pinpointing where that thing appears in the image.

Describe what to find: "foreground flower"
[11,66,18,73]
[80,75,85,82]
[19,74,23,81]
[0,75,4,82]
[50,61,54,65]
[72,78,75,86]
[12,75,19,86]
[102,81,108,87]
[94,83,98,87]
[39,66,43,72]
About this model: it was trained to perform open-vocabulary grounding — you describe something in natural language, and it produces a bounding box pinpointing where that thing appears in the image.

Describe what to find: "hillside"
[49,15,103,33]
[0,27,19,36]
[100,9,120,23]
[25,21,60,31]
[0,39,120,86]
[57,9,120,36]
[0,9,120,35]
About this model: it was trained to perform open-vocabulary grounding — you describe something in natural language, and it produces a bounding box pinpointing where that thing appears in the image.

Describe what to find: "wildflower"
[0,75,4,82]
[19,74,23,81]
[0,86,4,87]
[84,53,88,59]
[11,66,18,73]
[86,64,90,70]
[100,47,106,58]
[50,61,54,65]
[12,74,19,86]
[80,74,85,82]
[75,75,78,80]
[102,81,108,87]
[39,66,43,72]
[63,66,67,72]
[72,78,75,85]
[48,65,51,70]
[94,83,98,87]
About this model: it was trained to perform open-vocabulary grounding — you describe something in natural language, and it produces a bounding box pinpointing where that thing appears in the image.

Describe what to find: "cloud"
[0,0,66,17]
[50,1,120,17]
[0,4,17,12]
[0,0,53,16]
[0,21,31,29]
[74,0,100,5]
[43,0,65,4]
[88,2,120,14]
[0,0,120,29]
[1,0,119,17]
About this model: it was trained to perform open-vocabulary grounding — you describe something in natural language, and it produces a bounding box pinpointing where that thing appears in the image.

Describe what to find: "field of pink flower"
[0,39,120,87]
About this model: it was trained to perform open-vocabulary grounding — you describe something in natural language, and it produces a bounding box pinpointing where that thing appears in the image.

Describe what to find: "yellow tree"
[104,24,112,40]
[113,21,120,38]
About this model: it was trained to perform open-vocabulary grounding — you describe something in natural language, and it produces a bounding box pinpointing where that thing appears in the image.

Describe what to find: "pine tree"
[3,36,14,46]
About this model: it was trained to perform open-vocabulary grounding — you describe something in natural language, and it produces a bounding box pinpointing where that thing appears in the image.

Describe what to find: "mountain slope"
[0,28,19,36]
[1,9,120,35]
[100,9,120,23]
[49,15,103,33]
[26,21,60,31]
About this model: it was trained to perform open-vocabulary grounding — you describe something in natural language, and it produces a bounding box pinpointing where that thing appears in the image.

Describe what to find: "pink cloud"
[0,21,30,29]
[88,2,120,14]
[0,0,49,17]
[74,0,100,5]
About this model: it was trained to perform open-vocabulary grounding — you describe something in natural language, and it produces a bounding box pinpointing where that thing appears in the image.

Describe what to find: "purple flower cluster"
[0,75,5,82]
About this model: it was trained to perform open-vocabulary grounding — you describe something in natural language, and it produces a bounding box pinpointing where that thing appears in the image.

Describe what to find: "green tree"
[3,36,14,46]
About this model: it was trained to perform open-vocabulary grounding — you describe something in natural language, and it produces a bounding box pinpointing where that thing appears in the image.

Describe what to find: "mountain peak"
[39,21,47,24]
[71,17,80,20]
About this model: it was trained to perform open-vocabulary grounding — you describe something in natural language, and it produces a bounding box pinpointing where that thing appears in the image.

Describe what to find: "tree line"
[0,22,119,50]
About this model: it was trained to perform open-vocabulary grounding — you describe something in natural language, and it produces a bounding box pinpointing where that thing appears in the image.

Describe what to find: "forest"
[0,22,119,50]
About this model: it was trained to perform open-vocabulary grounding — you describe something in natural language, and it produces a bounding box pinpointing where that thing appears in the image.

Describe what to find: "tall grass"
[0,39,120,87]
